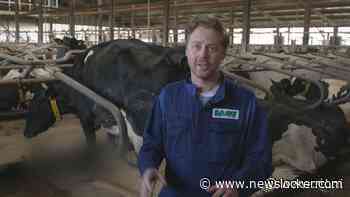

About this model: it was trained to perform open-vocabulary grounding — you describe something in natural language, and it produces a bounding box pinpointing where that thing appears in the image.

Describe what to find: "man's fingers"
[208,185,218,193]
[222,189,234,197]
[144,178,154,192]
[140,182,151,197]
[155,171,167,187]
[222,188,239,197]
[141,168,166,196]
[143,169,156,191]
[209,184,238,197]
[212,188,225,197]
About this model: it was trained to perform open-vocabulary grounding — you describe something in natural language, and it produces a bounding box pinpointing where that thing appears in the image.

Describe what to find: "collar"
[184,72,226,104]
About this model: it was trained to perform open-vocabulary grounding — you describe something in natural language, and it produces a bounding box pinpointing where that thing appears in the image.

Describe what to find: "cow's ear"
[281,79,291,86]
[54,38,63,45]
[270,79,277,85]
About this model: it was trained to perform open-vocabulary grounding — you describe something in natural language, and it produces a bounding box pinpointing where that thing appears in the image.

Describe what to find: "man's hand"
[140,168,167,197]
[209,185,239,197]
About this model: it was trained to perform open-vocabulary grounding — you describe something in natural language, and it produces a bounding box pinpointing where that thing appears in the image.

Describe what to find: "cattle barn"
[0,0,350,197]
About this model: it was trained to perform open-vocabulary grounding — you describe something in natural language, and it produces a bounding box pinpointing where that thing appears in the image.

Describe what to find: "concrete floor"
[0,115,140,197]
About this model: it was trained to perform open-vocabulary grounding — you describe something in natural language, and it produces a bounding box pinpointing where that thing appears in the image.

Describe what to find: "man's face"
[186,26,225,80]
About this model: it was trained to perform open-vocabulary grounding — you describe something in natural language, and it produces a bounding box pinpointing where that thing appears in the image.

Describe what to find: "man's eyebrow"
[207,44,219,47]
[190,41,219,46]
[190,40,202,44]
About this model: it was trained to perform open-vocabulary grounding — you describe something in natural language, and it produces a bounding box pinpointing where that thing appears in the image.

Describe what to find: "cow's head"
[271,78,329,103]
[54,36,87,60]
[54,36,86,50]
[289,78,329,101]
[24,84,72,138]
[308,104,348,158]
[312,124,347,158]
[270,78,293,98]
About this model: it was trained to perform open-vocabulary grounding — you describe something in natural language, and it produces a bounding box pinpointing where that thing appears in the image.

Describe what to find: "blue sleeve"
[138,95,165,176]
[226,98,272,194]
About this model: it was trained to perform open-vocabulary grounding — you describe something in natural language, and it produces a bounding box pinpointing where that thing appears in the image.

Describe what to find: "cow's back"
[70,39,188,135]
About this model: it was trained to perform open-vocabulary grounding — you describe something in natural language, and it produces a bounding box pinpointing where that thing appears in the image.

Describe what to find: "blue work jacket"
[138,76,272,197]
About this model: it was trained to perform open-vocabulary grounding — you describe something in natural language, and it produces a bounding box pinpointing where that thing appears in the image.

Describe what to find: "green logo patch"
[212,108,239,120]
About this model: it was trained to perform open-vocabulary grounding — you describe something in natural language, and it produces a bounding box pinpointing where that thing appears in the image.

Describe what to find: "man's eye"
[193,44,201,50]
[208,46,217,52]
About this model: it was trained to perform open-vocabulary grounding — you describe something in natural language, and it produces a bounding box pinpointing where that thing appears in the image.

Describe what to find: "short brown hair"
[185,15,229,50]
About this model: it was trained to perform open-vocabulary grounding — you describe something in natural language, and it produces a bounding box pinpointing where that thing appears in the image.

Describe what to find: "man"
[138,16,272,197]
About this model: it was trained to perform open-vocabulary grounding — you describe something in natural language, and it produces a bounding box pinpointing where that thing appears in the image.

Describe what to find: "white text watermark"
[199,177,344,191]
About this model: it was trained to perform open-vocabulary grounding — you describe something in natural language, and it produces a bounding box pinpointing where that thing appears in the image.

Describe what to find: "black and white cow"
[249,79,350,197]
[24,39,188,149]
[54,36,87,59]
[254,78,349,196]
[0,37,86,120]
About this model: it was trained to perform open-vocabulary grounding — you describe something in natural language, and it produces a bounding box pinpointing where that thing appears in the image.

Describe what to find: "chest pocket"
[166,114,191,158]
[208,119,242,163]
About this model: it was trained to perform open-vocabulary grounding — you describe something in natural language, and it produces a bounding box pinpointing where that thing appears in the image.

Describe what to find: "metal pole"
[303,0,311,46]
[97,0,103,42]
[131,4,135,39]
[162,0,169,46]
[110,0,115,40]
[49,19,53,41]
[38,0,43,44]
[69,0,76,38]
[230,4,234,47]
[333,26,338,38]
[15,0,20,43]
[147,0,150,41]
[173,1,177,46]
[0,78,56,85]
[241,0,251,53]
[287,25,290,45]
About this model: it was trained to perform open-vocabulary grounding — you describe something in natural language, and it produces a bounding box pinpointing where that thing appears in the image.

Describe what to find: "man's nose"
[199,46,209,59]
